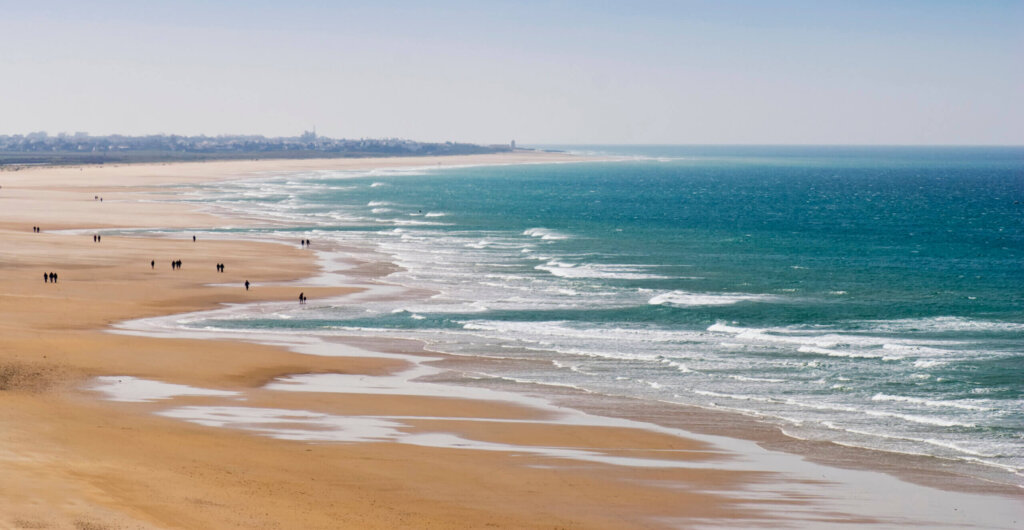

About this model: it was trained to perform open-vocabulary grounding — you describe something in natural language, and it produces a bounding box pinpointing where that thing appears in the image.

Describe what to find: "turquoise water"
[187,146,1023,485]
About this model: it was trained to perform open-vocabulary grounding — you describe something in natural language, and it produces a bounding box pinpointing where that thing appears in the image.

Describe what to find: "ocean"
[177,145,1023,487]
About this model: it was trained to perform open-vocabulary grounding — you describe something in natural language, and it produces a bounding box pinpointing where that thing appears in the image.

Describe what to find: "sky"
[1,1,1021,145]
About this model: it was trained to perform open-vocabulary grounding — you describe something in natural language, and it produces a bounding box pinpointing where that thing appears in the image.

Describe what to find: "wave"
[778,397,981,428]
[796,345,887,359]
[820,423,1005,460]
[706,322,964,361]
[649,291,776,307]
[871,393,993,411]
[522,227,570,240]
[536,260,667,280]
[459,321,702,351]
[862,409,976,428]
[860,316,1024,334]
[378,218,452,227]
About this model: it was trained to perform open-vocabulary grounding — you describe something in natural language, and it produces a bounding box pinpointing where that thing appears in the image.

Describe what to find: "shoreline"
[1,152,1019,528]
[112,232,1024,498]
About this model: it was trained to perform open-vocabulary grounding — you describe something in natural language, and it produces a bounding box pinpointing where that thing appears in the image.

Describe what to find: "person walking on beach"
[151,260,155,269]
[244,280,250,291]
[51,272,57,283]
[43,272,48,283]
[193,235,196,242]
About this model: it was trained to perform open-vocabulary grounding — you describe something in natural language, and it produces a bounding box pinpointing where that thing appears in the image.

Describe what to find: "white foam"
[796,345,884,359]
[871,393,992,412]
[650,291,775,307]
[522,227,569,240]
[536,260,666,280]
[91,376,239,402]
[862,316,1024,334]
[862,409,976,428]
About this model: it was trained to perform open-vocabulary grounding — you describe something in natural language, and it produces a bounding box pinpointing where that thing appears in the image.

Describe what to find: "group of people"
[171,259,183,269]
[216,263,225,272]
[300,239,312,247]
[93,195,103,202]
[43,272,58,283]
[32,226,41,233]
[93,234,102,242]
[298,292,307,304]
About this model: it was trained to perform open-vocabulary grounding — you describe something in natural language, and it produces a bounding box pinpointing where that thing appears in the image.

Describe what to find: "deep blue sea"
[183,146,1023,486]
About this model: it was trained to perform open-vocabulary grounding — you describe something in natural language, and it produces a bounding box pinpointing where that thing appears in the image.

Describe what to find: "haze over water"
[181,146,1023,486]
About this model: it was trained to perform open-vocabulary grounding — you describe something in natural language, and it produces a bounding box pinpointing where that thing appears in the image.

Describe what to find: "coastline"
[0,152,1019,528]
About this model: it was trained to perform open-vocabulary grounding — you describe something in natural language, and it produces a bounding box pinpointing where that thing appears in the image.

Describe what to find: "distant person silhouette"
[244,280,250,291]
[299,292,305,304]
[51,273,57,283]
[151,260,155,269]
[193,235,196,242]
[43,272,48,283]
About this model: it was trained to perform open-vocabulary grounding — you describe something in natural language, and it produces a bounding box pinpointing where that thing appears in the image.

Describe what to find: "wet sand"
[0,153,1019,529]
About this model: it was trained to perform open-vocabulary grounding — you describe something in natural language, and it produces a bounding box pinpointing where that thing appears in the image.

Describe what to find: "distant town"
[0,131,519,166]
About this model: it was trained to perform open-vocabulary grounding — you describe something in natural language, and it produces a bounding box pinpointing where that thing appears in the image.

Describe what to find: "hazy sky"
[1,1,1021,144]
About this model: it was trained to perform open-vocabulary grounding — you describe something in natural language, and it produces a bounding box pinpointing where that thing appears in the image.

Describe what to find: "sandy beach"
[0,152,1019,529]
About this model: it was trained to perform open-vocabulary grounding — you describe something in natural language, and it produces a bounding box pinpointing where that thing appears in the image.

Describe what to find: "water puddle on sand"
[87,374,720,469]
[85,348,1024,529]
[90,376,240,402]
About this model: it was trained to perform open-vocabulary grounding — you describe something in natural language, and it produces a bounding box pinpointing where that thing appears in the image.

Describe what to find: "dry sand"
[0,153,1017,529]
